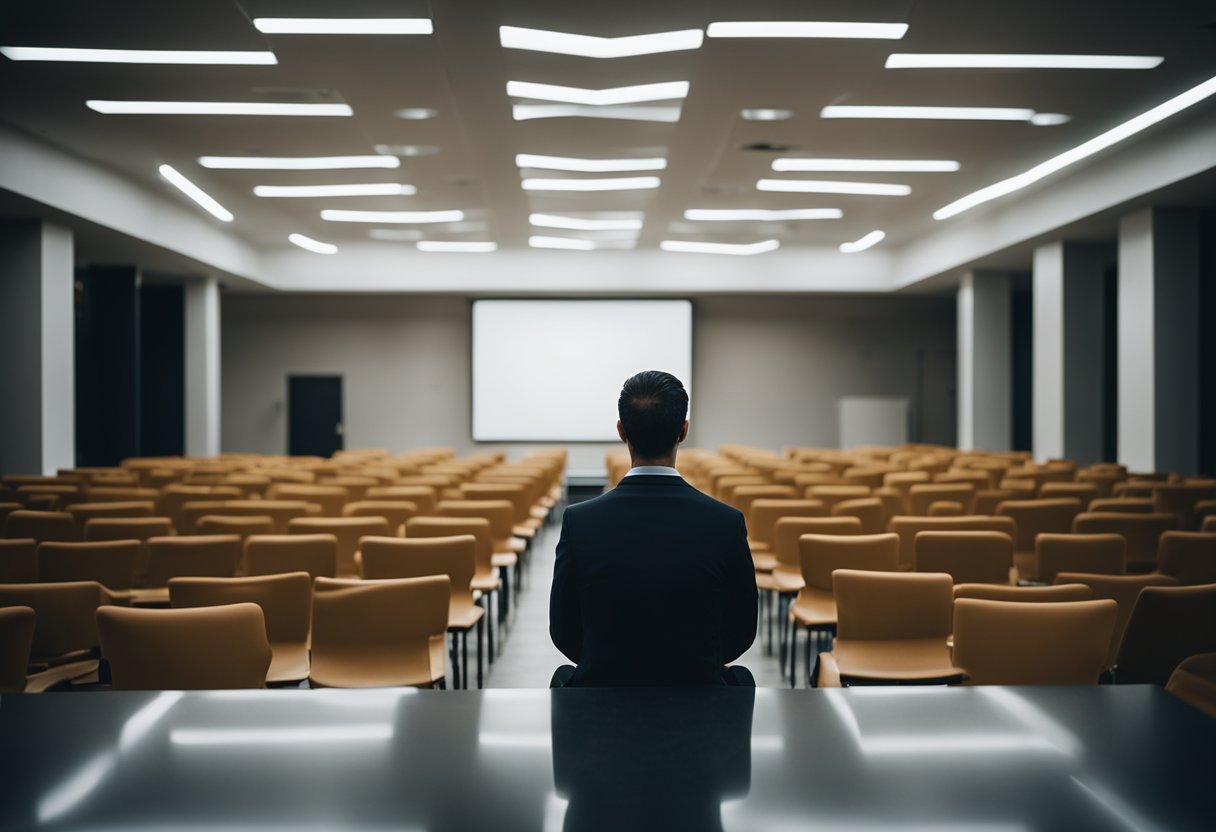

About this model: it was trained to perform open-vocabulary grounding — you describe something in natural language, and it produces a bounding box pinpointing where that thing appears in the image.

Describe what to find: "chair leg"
[477,618,484,689]
[805,628,814,687]
[487,592,496,663]
[500,571,511,624]
[765,590,774,656]
[449,632,461,690]
[462,629,469,690]
[789,622,799,688]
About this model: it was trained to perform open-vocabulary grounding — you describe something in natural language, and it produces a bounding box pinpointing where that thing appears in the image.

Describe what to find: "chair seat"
[513,525,537,539]
[448,604,486,631]
[833,638,962,683]
[748,540,771,553]
[752,553,778,572]
[472,572,501,593]
[540,496,556,508]
[25,659,100,693]
[755,571,775,591]
[310,657,435,689]
[772,567,806,594]
[791,588,835,626]
[506,537,527,554]
[530,506,548,521]
[267,642,310,684]
[128,587,170,607]
[492,552,518,568]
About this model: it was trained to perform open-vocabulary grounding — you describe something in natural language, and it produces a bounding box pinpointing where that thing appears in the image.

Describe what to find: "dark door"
[288,376,343,457]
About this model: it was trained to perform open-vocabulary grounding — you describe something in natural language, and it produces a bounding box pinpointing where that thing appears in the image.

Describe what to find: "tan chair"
[1154,484,1216,530]
[913,531,1013,584]
[68,501,155,534]
[883,471,931,513]
[170,572,312,684]
[908,483,976,516]
[955,582,1092,602]
[437,499,521,571]
[729,485,798,515]
[4,510,77,542]
[973,489,1017,515]
[84,516,175,542]
[37,540,140,590]
[1035,533,1125,583]
[316,475,377,501]
[196,514,275,540]
[0,606,35,692]
[1166,652,1216,718]
[458,483,540,538]
[309,575,450,689]
[83,486,160,504]
[771,516,863,593]
[1205,515,1216,534]
[1156,532,1216,586]
[138,535,243,605]
[746,499,826,562]
[365,485,438,515]
[245,534,338,579]
[98,603,272,690]
[0,581,116,690]
[1073,512,1177,572]
[0,538,38,583]
[208,500,320,534]
[831,498,885,534]
[160,485,243,530]
[266,483,349,516]
[889,516,1018,572]
[806,485,871,512]
[818,570,961,686]
[1089,497,1156,514]
[342,500,419,535]
[361,535,486,688]
[1039,482,1099,507]
[1054,571,1181,670]
[996,499,1083,581]
[287,516,391,578]
[952,598,1117,685]
[1116,584,1216,685]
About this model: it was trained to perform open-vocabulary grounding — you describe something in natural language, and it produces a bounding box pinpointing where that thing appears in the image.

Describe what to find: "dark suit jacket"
[549,474,758,686]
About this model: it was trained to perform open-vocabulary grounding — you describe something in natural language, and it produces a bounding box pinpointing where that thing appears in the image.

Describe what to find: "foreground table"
[1,685,1211,831]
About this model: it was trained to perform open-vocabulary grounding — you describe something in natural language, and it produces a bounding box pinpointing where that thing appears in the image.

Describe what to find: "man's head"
[617,370,689,463]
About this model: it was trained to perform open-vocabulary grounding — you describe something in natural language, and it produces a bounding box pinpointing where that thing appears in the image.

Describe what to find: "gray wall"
[221,294,956,469]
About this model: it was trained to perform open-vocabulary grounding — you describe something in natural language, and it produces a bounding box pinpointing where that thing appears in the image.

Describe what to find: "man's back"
[549,474,758,686]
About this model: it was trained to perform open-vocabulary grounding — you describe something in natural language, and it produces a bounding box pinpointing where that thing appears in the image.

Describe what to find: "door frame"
[286,373,345,457]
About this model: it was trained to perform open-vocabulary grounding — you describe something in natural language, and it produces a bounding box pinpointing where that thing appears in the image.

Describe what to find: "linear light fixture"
[684,208,842,221]
[254,183,416,198]
[773,158,959,172]
[88,100,352,116]
[172,725,392,745]
[521,176,661,192]
[821,105,1035,121]
[757,179,910,196]
[529,213,645,231]
[839,230,885,253]
[707,21,908,39]
[528,235,598,251]
[417,241,497,252]
[886,53,1163,70]
[158,164,233,222]
[515,154,666,172]
[499,26,703,58]
[934,73,1216,220]
[506,80,689,106]
[0,46,277,64]
[199,155,398,170]
[660,239,780,255]
[253,18,433,35]
[512,104,682,122]
[321,209,465,223]
[288,233,338,254]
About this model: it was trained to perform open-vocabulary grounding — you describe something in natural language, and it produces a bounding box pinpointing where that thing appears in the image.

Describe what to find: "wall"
[221,293,957,470]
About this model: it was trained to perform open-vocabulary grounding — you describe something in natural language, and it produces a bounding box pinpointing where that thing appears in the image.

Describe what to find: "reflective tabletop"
[1,685,1211,831]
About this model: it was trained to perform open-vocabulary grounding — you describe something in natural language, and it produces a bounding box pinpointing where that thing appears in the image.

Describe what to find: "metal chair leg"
[462,629,469,690]
[789,621,798,688]
[449,632,461,690]
[487,592,496,663]
[477,618,484,689]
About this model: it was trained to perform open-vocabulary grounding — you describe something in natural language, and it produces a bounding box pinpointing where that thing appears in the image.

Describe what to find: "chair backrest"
[0,538,38,584]
[4,510,77,542]
[360,535,477,618]
[0,606,35,692]
[458,483,529,521]
[1116,584,1216,685]
[1053,571,1181,670]
[265,483,349,516]
[913,531,1013,584]
[1039,482,1100,506]
[954,583,1093,602]
[37,540,140,589]
[211,500,320,533]
[67,501,155,533]
[806,485,871,511]
[436,500,515,542]
[1088,497,1156,514]
[772,517,861,569]
[833,569,954,640]
[1156,532,1216,586]
[889,516,1018,571]
[364,486,437,515]
[286,517,391,577]
[729,485,798,514]
[244,533,338,579]
[196,515,275,540]
[908,483,976,516]
[144,535,242,587]
[404,517,494,580]
[342,500,419,534]
[995,499,1083,552]
[84,516,175,542]
[98,603,272,690]
[1154,484,1216,530]
[831,498,886,534]
[1166,652,1216,719]
[747,500,826,548]
[953,598,1117,684]
[0,581,113,660]
[170,572,311,646]
[800,533,900,591]
[1034,533,1125,583]
[1072,512,1178,571]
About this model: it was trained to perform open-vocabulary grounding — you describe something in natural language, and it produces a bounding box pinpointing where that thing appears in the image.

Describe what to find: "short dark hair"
[618,370,689,458]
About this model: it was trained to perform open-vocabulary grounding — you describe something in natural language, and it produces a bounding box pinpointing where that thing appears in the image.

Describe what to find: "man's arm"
[549,509,583,662]
[721,510,758,663]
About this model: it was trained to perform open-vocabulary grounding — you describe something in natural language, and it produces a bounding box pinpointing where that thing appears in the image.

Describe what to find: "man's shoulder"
[569,481,744,524]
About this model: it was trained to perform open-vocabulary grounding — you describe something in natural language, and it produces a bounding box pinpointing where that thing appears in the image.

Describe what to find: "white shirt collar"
[623,465,681,477]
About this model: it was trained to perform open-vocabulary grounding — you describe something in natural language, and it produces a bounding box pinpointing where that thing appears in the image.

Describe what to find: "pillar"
[957,271,1011,452]
[185,277,221,457]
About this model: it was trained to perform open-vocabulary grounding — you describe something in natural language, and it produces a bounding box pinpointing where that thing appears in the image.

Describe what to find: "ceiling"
[2,0,1215,263]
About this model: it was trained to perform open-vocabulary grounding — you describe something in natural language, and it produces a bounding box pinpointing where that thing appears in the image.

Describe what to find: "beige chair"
[207,500,320,534]
[973,489,1017,515]
[1204,516,1216,534]
[160,485,243,530]
[0,538,38,583]
[908,483,976,516]
[170,572,312,684]
[1154,484,1216,530]
[0,581,116,690]
[266,483,349,516]
[342,500,419,535]
[770,516,863,593]
[0,606,35,692]
[196,514,275,540]
[729,485,798,515]
[831,498,885,534]
[83,486,160,505]
[137,535,243,605]
[952,598,1117,685]
[1053,572,1181,671]
[1035,533,1126,583]
[1089,498,1156,514]
[746,499,826,563]
[437,499,522,573]
[1166,653,1216,719]
[1116,584,1216,685]
[4,510,77,542]
[1156,531,1216,585]
[84,516,175,542]
[996,498,1084,581]
[1038,482,1100,507]
[955,583,1093,602]
[1073,512,1177,572]
[889,516,1018,572]
[98,603,272,690]
[68,501,155,534]
[286,516,391,578]
[913,531,1013,584]
[365,485,438,515]
[37,540,140,591]
[245,534,338,579]
[806,485,871,512]
[309,575,450,689]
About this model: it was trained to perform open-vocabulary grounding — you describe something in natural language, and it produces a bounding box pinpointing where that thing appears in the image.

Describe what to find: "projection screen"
[472,299,693,442]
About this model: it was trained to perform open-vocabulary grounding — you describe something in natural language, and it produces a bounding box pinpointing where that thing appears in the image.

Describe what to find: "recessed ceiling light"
[158,164,232,222]
[839,230,885,253]
[369,228,423,241]
[288,233,338,254]
[529,235,599,251]
[87,100,352,116]
[885,53,1163,70]
[740,108,793,121]
[321,209,465,223]
[772,158,959,172]
[512,104,682,122]
[199,155,399,170]
[499,26,704,58]
[684,208,842,221]
[529,213,645,231]
[417,241,497,253]
[521,176,661,192]
[253,18,433,35]
[506,80,689,106]
[660,239,780,255]
[707,21,908,39]
[393,107,438,120]
[934,73,1216,220]
[757,179,910,196]
[1029,112,1071,126]
[515,154,666,173]
[0,46,277,64]
[373,144,440,157]
[254,183,416,198]
[821,105,1035,121]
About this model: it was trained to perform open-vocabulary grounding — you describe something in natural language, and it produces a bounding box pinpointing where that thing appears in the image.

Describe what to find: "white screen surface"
[472,300,692,441]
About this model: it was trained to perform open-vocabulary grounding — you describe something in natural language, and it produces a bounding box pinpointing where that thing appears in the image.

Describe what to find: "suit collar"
[614,474,691,488]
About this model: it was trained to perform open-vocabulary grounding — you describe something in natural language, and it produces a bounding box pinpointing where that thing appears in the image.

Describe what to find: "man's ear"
[617,419,629,444]
[677,420,689,444]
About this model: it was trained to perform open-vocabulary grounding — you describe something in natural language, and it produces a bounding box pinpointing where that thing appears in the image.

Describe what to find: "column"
[1032,242,1107,464]
[185,277,221,457]
[1118,208,1200,474]
[957,271,1011,452]
[0,220,74,475]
